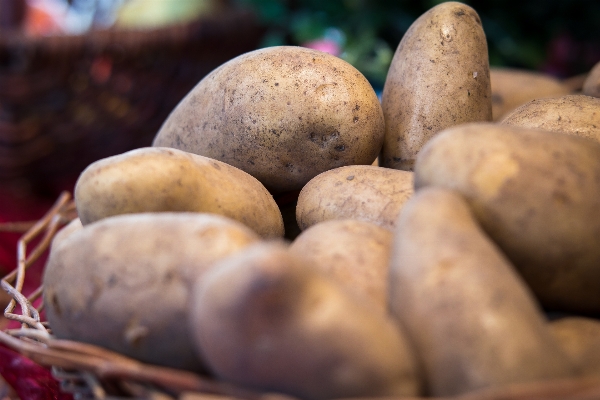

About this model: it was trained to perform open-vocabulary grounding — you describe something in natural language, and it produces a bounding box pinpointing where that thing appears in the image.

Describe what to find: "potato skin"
[75,147,284,238]
[389,187,575,397]
[550,317,600,377]
[414,123,600,314]
[491,68,571,120]
[190,242,421,400]
[296,165,413,231]
[43,213,260,371]
[500,95,600,143]
[289,219,392,312]
[50,218,82,253]
[153,46,384,193]
[381,1,491,171]
[583,61,600,98]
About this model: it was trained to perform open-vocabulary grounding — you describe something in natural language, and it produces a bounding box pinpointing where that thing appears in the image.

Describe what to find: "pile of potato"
[42,1,600,399]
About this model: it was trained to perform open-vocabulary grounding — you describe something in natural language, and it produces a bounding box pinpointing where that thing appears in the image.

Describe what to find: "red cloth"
[0,345,73,400]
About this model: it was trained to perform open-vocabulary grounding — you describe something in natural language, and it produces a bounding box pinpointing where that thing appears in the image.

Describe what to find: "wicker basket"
[1,193,600,400]
[0,6,264,195]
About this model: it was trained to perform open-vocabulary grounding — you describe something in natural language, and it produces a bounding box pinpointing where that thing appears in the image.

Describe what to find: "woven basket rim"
[0,7,260,53]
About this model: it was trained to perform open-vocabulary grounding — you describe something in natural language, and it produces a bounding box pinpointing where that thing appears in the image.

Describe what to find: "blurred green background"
[233,0,600,89]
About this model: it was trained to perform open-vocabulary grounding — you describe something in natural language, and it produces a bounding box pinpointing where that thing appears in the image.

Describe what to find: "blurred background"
[236,0,600,89]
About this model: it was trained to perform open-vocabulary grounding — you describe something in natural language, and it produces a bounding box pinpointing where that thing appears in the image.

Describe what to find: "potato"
[190,242,421,400]
[500,95,600,143]
[389,187,575,397]
[289,219,392,312]
[414,122,600,314]
[75,147,283,238]
[550,317,600,377]
[490,68,571,120]
[296,165,413,231]
[583,61,600,98]
[43,213,260,371]
[50,218,82,253]
[381,1,491,171]
[153,46,384,193]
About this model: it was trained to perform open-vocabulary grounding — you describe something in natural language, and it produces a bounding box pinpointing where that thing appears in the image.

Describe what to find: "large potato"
[289,219,392,312]
[190,242,421,400]
[381,1,491,170]
[550,317,600,377]
[153,46,384,193]
[500,95,600,143]
[490,68,571,120]
[75,147,284,238]
[389,187,575,397]
[414,122,600,313]
[43,213,260,371]
[296,165,413,231]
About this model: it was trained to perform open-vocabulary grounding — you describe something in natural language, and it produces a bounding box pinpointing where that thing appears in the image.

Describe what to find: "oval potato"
[75,147,284,238]
[296,165,413,231]
[289,219,392,312]
[414,122,600,313]
[43,213,260,371]
[390,187,575,396]
[500,95,600,143]
[491,68,571,120]
[153,46,384,193]
[190,242,421,400]
[582,61,600,98]
[381,1,491,170]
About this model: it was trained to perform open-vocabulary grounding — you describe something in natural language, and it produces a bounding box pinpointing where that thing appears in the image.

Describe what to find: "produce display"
[2,1,600,399]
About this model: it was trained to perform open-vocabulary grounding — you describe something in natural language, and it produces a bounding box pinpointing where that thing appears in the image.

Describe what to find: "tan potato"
[190,242,421,400]
[490,68,571,120]
[550,317,600,377]
[153,46,384,193]
[75,147,283,238]
[500,95,600,143]
[381,1,491,171]
[289,219,392,312]
[583,61,600,98]
[296,165,413,231]
[562,72,588,92]
[389,187,575,397]
[50,218,82,252]
[414,122,600,314]
[43,213,260,371]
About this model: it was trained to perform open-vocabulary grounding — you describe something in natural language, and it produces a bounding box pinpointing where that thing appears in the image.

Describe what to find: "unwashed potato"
[490,68,571,120]
[75,147,284,238]
[414,122,600,314]
[550,317,600,377]
[500,95,600,143]
[381,1,491,170]
[44,213,260,371]
[582,61,600,98]
[50,218,82,253]
[190,242,421,400]
[289,219,392,312]
[296,165,413,231]
[153,46,384,193]
[389,187,575,397]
